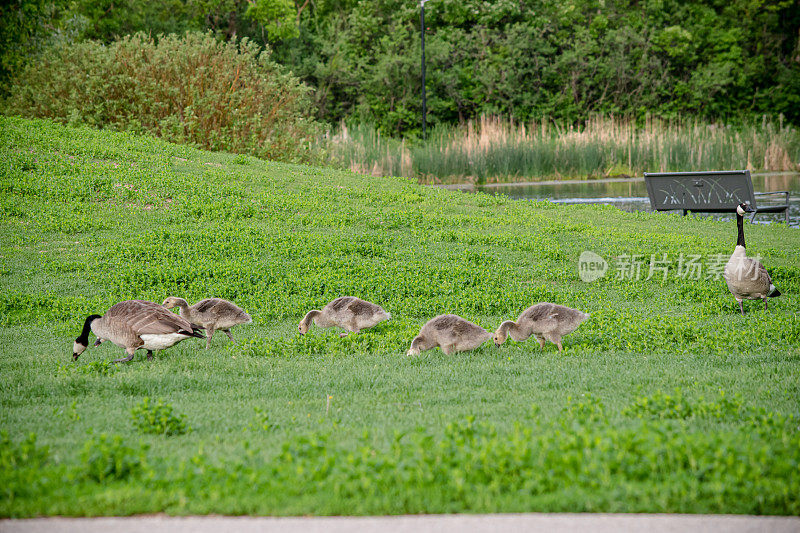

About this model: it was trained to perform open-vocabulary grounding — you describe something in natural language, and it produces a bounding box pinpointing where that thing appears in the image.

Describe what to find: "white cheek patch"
[73,341,87,355]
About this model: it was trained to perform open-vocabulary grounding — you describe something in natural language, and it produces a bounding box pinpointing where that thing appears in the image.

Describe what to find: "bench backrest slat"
[643,170,756,212]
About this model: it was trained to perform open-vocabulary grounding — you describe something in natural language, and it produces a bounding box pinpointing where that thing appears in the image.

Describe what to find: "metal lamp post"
[420,0,429,140]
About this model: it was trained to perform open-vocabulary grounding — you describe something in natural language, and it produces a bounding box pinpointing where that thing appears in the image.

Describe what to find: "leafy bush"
[157,412,800,515]
[0,432,50,502]
[130,397,190,436]
[80,433,149,482]
[3,32,320,163]
[623,389,745,420]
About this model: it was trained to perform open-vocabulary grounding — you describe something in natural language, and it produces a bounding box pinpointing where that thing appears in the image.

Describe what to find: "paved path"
[2,514,799,533]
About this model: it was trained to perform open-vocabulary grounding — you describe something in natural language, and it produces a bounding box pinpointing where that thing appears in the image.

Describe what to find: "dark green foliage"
[622,389,746,420]
[0,0,73,98]
[3,32,320,163]
[130,398,190,436]
[275,0,800,134]
[80,433,149,482]
[3,411,800,515]
[3,0,798,135]
[0,433,50,503]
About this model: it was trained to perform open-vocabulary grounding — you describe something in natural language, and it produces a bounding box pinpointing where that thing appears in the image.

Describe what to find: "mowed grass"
[1,116,799,517]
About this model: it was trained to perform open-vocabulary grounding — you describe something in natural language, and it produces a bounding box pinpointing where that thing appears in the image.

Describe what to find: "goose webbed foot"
[114,353,135,363]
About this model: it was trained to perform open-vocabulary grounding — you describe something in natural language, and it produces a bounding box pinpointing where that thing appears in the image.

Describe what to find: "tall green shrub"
[3,32,320,163]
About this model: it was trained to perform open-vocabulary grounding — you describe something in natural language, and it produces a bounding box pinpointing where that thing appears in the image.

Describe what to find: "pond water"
[467,172,800,227]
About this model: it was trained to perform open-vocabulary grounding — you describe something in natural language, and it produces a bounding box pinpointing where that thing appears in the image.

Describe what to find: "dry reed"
[325,115,800,183]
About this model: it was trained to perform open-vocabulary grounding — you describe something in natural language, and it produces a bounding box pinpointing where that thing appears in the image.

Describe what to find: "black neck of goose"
[75,315,101,344]
[736,213,745,248]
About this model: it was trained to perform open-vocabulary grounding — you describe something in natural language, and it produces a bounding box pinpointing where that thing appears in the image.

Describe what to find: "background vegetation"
[327,115,800,183]
[3,0,800,138]
[1,117,799,516]
[3,31,319,164]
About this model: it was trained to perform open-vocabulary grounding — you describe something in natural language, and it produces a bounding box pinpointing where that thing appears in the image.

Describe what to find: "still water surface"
[470,173,800,226]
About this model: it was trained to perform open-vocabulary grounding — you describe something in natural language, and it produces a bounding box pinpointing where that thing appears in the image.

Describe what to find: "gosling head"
[736,202,754,216]
[162,296,180,310]
[493,329,508,347]
[406,337,422,357]
[298,320,310,335]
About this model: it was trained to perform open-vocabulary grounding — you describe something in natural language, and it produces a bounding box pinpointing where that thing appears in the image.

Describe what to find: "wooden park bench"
[643,170,790,224]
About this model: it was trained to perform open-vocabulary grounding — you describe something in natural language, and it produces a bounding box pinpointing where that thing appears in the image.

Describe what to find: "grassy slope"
[1,116,799,516]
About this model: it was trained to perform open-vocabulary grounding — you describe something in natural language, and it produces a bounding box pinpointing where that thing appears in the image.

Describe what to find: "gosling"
[163,297,252,349]
[494,303,589,353]
[407,314,492,356]
[299,296,390,336]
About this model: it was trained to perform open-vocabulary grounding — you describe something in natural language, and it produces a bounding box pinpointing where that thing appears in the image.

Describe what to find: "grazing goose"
[299,296,391,336]
[494,302,589,353]
[723,202,781,314]
[73,300,205,362]
[406,314,492,356]
[163,297,252,349]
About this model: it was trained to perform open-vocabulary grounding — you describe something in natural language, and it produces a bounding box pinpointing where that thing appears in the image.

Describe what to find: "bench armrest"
[754,190,789,205]
[754,190,789,196]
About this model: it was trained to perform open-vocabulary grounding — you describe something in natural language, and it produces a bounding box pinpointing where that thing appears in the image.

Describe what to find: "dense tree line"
[2,0,799,136]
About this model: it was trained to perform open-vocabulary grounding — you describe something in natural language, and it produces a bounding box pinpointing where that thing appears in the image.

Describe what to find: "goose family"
[406,314,492,356]
[73,203,788,363]
[71,297,590,360]
[73,300,205,362]
[494,303,589,353]
[299,296,391,336]
[162,297,252,348]
[723,202,782,314]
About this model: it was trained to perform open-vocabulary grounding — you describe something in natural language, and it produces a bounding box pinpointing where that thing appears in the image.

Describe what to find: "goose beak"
[72,352,79,360]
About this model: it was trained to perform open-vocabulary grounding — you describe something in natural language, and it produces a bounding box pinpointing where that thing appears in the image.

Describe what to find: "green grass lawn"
[1,116,799,517]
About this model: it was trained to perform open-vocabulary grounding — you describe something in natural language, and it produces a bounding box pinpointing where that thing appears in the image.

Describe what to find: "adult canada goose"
[494,302,589,353]
[723,202,781,315]
[162,297,252,349]
[299,296,390,336]
[406,314,492,356]
[72,300,205,362]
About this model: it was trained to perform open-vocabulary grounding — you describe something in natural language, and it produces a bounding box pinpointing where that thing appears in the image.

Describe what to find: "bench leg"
[750,210,757,223]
